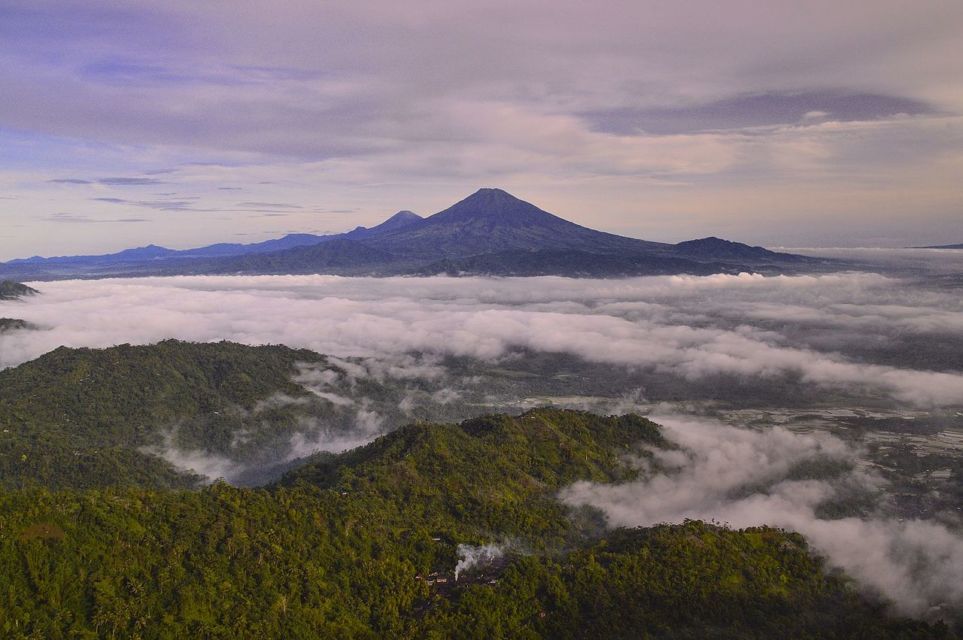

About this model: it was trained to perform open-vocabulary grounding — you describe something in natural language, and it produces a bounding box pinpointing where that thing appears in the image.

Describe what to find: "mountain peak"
[471,187,513,196]
[462,187,523,206]
[380,210,422,228]
[429,188,565,227]
[343,209,424,241]
[673,236,796,262]
[677,237,734,248]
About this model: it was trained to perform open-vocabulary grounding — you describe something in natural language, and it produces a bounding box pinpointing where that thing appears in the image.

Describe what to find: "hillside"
[363,188,667,260]
[0,408,953,638]
[0,340,407,488]
[204,238,405,275]
[416,248,736,276]
[281,409,664,542]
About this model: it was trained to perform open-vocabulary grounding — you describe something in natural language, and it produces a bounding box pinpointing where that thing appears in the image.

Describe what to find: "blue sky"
[1,0,961,259]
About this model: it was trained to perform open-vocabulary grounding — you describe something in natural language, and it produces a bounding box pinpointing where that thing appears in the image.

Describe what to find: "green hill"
[281,409,664,544]
[0,340,402,489]
[0,408,952,638]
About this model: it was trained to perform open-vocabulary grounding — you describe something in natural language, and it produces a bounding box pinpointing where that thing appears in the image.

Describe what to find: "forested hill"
[0,340,398,489]
[0,281,39,335]
[0,280,38,300]
[281,410,664,543]
[1,408,954,637]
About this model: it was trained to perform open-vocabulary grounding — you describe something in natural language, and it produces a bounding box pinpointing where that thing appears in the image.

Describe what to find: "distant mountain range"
[0,188,831,279]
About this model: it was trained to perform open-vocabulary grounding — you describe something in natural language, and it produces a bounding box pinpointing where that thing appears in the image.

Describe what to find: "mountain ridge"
[0,188,832,279]
[5,210,426,267]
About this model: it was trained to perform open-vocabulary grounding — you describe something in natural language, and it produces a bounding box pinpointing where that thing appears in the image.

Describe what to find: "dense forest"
[0,339,956,637]
[0,340,438,488]
[0,406,957,637]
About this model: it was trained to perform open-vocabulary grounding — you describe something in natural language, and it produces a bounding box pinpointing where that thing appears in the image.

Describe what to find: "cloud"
[137,357,419,482]
[96,177,166,186]
[285,409,385,459]
[560,415,963,617]
[2,272,963,409]
[51,177,166,186]
[42,212,150,224]
[236,202,303,210]
[581,91,935,135]
[142,432,243,483]
[92,196,202,211]
[89,195,309,214]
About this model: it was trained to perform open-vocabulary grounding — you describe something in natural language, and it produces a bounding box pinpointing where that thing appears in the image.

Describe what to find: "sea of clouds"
[562,415,963,617]
[2,271,963,406]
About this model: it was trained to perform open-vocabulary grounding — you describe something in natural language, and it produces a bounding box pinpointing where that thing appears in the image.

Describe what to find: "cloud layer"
[2,271,962,408]
[561,415,963,616]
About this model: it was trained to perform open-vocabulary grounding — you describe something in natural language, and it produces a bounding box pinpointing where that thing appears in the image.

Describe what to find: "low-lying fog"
[4,268,963,406]
[1,251,961,616]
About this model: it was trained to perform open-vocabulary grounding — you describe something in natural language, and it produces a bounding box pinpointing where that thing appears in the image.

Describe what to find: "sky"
[0,0,961,259]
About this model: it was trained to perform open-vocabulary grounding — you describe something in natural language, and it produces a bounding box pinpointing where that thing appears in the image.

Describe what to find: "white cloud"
[2,272,963,407]
[560,415,963,616]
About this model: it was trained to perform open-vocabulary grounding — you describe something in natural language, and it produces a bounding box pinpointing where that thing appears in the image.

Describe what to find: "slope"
[0,340,400,488]
[365,188,668,260]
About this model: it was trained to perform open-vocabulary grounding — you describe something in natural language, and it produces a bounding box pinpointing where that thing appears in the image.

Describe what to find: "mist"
[561,415,963,617]
[1,271,962,408]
